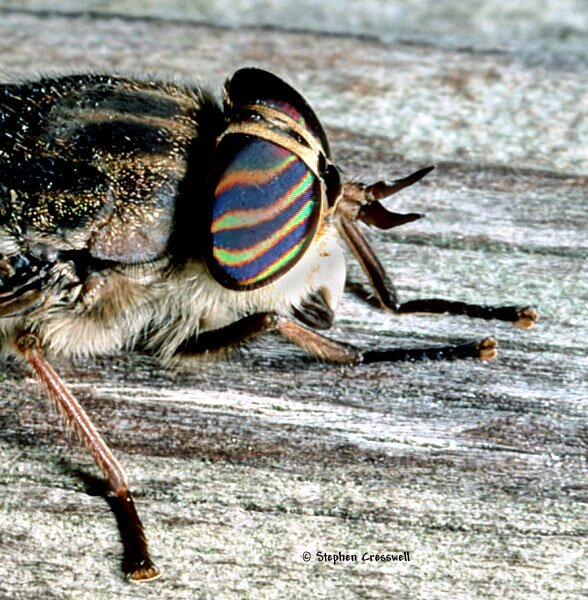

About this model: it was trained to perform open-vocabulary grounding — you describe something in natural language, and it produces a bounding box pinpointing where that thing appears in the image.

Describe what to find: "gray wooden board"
[0,7,586,600]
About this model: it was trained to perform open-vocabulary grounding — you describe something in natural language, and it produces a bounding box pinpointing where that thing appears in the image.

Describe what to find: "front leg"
[177,312,497,363]
[396,298,538,329]
[335,167,539,328]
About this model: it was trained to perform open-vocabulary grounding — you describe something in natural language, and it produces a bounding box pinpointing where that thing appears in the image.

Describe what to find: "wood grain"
[0,7,586,600]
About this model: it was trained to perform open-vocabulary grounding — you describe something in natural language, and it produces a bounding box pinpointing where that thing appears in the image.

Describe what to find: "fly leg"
[336,166,539,328]
[274,317,497,363]
[177,313,497,363]
[15,332,160,582]
[395,299,538,329]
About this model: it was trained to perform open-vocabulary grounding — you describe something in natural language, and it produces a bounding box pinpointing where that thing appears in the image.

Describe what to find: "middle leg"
[176,312,497,364]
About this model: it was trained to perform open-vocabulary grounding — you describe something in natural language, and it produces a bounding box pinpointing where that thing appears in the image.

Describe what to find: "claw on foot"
[477,337,498,361]
[514,307,539,329]
[127,562,161,583]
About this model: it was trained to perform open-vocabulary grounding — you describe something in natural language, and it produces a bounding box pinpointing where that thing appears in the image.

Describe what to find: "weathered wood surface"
[0,5,586,600]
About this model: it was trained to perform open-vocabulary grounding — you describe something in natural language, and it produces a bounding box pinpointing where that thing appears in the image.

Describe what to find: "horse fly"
[0,68,538,580]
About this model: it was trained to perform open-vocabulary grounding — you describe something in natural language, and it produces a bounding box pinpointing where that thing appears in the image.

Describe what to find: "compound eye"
[205,136,322,290]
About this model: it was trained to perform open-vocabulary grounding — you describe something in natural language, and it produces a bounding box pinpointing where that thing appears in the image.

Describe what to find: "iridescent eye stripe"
[238,239,305,286]
[213,193,314,267]
[212,170,313,232]
[207,111,323,289]
[214,153,297,198]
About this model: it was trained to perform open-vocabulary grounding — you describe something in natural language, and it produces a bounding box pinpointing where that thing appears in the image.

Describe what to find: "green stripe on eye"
[213,197,315,267]
[212,171,313,232]
[240,239,306,285]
